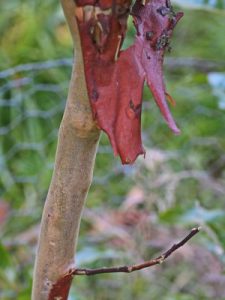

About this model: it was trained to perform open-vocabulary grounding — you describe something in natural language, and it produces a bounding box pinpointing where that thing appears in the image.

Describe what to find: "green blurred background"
[1,0,225,299]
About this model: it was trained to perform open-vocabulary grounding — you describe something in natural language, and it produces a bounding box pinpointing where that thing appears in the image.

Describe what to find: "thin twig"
[73,227,201,276]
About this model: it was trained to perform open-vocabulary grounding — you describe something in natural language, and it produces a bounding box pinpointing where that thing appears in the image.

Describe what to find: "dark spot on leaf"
[145,51,151,59]
[156,32,169,50]
[91,89,99,102]
[157,6,170,17]
[129,99,135,110]
[145,31,154,40]
[165,0,171,8]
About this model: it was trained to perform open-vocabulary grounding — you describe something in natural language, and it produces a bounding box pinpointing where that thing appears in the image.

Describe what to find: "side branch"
[73,227,200,276]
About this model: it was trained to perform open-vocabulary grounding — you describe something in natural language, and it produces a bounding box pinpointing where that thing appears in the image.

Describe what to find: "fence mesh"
[0,60,71,201]
[0,59,134,213]
[1,58,225,300]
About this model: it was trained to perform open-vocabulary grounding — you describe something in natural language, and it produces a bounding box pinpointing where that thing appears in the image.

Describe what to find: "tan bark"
[31,1,100,298]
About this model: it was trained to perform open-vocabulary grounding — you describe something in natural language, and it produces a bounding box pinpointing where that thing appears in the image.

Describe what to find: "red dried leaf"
[48,273,73,300]
[75,0,183,164]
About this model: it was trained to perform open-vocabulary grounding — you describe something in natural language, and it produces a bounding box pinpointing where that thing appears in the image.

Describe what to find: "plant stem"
[32,1,100,298]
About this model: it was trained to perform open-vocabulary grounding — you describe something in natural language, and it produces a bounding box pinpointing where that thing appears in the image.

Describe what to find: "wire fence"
[1,58,225,208]
[1,57,225,300]
[0,59,72,202]
[0,59,133,207]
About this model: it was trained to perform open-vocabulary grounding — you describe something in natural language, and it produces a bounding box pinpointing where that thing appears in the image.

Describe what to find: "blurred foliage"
[174,0,225,8]
[1,0,225,299]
